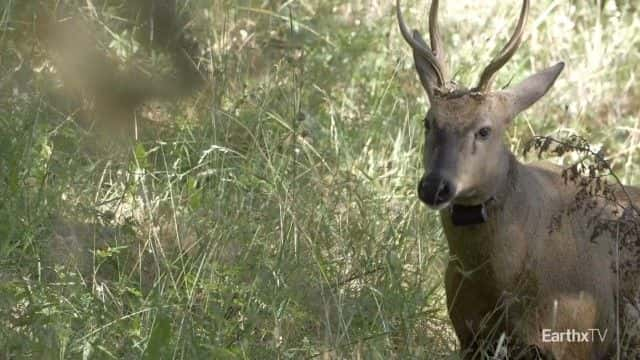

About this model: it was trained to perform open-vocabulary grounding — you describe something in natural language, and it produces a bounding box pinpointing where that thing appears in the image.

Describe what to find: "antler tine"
[475,0,530,93]
[397,0,446,88]
[428,0,446,77]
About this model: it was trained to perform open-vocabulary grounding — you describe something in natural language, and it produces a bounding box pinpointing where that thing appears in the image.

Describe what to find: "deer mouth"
[450,189,485,205]
[430,201,453,211]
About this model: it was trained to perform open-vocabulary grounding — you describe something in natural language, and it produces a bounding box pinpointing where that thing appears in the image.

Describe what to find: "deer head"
[397,0,564,211]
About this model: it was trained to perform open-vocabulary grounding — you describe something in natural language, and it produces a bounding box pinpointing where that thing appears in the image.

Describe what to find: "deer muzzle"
[418,173,457,208]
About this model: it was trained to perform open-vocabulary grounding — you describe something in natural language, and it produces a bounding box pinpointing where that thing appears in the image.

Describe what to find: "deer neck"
[448,145,517,225]
[440,150,523,270]
[490,151,520,210]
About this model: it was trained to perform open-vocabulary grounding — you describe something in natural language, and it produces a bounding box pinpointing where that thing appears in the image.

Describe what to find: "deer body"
[442,155,629,358]
[396,0,640,358]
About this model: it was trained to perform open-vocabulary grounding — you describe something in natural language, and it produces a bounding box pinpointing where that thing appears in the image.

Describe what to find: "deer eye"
[475,126,492,140]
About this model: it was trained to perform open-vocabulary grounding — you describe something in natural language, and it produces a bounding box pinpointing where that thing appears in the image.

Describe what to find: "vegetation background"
[0,0,638,358]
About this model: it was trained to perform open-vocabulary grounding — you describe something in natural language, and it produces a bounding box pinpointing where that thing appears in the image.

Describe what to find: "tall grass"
[0,0,638,358]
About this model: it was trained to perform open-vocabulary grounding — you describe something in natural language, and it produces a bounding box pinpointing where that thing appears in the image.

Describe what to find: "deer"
[396,0,640,358]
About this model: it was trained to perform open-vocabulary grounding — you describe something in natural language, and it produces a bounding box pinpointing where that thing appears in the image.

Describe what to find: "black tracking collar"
[450,198,493,226]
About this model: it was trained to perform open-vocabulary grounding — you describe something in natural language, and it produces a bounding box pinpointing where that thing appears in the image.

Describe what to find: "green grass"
[0,0,639,358]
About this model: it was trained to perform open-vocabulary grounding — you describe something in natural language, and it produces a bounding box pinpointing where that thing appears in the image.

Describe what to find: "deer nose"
[418,174,456,207]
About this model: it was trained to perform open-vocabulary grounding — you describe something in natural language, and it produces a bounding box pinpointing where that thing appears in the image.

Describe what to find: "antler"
[428,0,446,76]
[475,0,530,92]
[396,0,447,88]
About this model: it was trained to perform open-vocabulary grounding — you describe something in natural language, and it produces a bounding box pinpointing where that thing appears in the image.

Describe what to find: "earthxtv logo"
[541,328,608,343]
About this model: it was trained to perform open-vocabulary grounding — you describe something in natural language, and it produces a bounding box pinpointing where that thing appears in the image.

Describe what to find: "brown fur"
[442,155,640,358]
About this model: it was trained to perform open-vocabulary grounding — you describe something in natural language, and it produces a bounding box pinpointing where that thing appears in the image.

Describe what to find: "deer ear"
[503,62,565,117]
[412,30,439,102]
